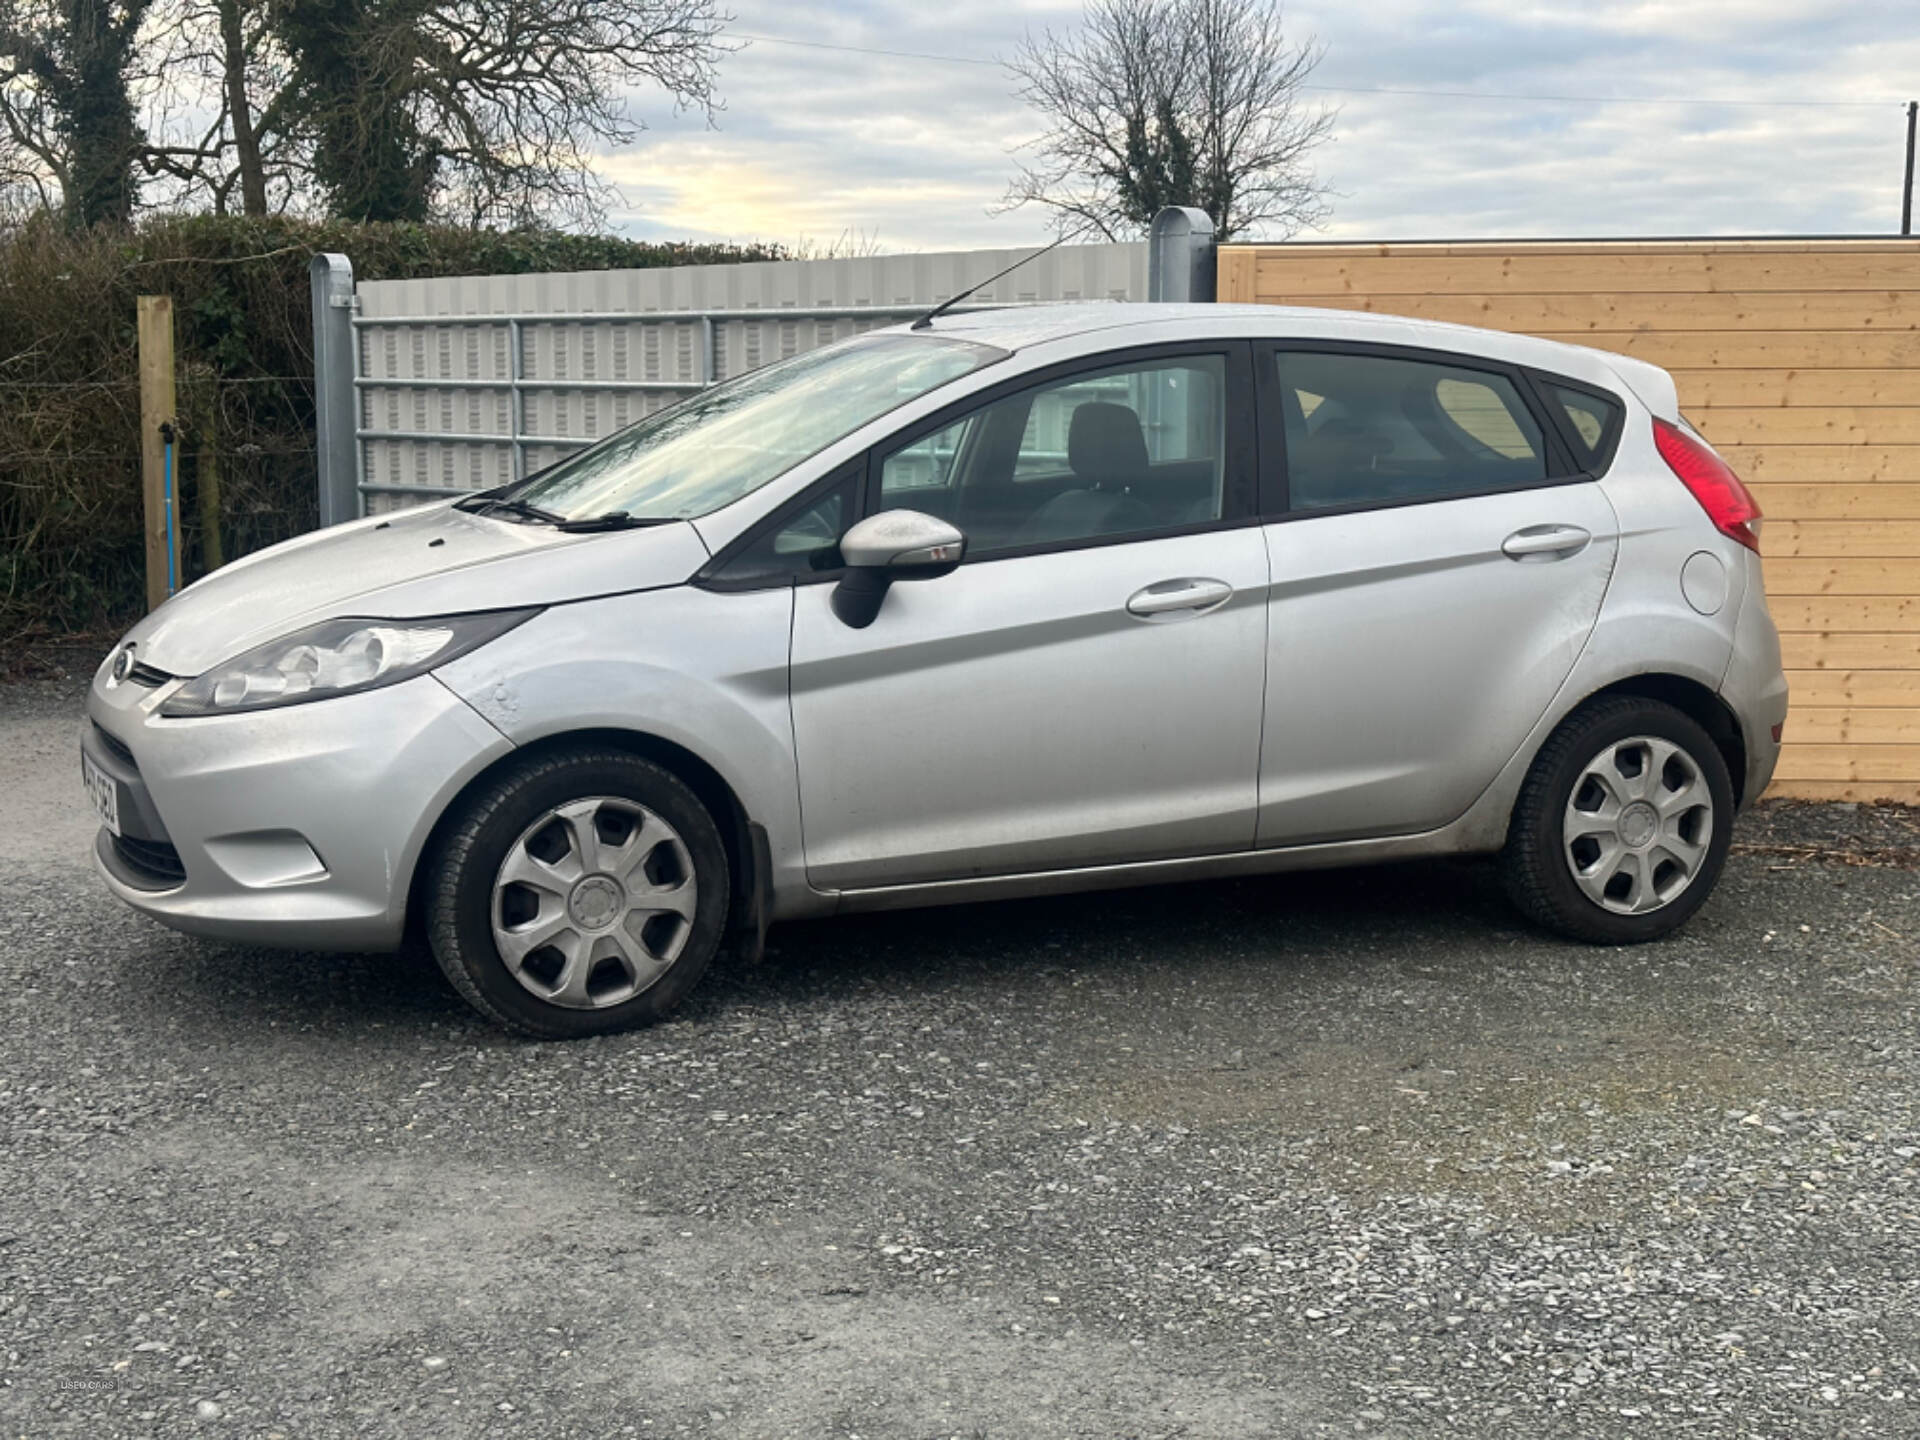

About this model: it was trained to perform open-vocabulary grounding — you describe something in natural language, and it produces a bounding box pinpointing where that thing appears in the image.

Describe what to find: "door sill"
[829,825,1472,914]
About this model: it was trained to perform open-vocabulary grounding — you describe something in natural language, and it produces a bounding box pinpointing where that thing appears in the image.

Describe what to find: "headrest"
[1068,402,1149,487]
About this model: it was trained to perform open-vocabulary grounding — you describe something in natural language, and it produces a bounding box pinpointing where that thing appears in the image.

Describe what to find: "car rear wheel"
[1501,696,1734,944]
[425,748,730,1037]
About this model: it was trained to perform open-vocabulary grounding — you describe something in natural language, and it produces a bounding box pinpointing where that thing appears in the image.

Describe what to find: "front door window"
[876,355,1229,554]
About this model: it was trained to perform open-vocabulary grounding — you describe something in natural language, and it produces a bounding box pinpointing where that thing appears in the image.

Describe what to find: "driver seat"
[1012,401,1156,546]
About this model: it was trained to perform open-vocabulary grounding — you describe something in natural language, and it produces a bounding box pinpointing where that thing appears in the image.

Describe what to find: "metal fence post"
[309,253,358,526]
[1147,207,1218,303]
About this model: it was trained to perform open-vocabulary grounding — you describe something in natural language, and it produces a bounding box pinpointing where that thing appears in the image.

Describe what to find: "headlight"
[159,610,538,717]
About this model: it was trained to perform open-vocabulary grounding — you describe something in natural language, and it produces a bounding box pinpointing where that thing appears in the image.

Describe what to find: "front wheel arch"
[405,727,762,961]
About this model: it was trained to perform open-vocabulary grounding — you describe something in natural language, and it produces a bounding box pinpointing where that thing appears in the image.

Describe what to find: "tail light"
[1653,418,1762,552]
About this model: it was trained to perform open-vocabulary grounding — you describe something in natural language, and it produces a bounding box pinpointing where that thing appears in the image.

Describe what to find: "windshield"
[502,333,1003,522]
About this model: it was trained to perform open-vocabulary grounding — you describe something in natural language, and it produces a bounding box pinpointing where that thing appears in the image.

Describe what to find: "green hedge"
[0,215,781,646]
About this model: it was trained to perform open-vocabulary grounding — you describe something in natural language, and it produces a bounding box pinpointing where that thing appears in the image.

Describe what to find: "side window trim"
[861,339,1262,565]
[1255,338,1587,522]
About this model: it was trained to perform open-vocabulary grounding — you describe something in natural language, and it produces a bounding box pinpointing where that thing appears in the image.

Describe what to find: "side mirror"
[831,510,967,628]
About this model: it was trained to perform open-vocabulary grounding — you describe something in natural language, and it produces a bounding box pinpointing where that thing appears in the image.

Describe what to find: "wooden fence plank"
[1783,670,1920,706]
[136,295,176,613]
[1248,251,1920,297]
[1778,632,1920,669]
[1695,408,1920,446]
[1218,248,1259,304]
[1784,708,1920,743]
[1766,780,1920,803]
[1671,370,1920,409]
[1747,485,1920,521]
[1538,332,1920,370]
[1771,743,1920,781]
[1714,447,1920,484]
[1768,521,1920,558]
[1266,291,1920,334]
[1765,560,1920,596]
[1768,595,1920,630]
[1247,241,1920,257]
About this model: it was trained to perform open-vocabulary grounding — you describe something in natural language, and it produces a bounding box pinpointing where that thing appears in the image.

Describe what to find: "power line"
[732,31,1900,110]
[1299,83,1893,110]
[736,32,999,67]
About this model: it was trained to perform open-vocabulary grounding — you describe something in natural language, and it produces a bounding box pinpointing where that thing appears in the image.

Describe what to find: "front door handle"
[1502,524,1592,561]
[1126,577,1234,619]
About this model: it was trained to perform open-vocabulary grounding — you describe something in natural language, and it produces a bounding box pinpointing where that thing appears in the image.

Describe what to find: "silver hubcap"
[491,796,698,1009]
[1563,735,1714,916]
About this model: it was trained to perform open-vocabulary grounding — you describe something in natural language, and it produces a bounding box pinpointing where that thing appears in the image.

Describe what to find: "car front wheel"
[425,748,731,1037]
[1502,696,1735,944]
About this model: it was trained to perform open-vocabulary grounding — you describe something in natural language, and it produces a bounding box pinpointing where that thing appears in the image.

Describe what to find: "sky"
[595,0,1920,252]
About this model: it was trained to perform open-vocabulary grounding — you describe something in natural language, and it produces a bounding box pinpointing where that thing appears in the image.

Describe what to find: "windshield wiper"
[553,511,677,533]
[454,494,566,525]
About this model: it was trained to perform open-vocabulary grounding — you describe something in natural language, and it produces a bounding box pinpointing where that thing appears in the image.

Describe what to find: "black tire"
[424,747,730,1038]
[1501,696,1735,945]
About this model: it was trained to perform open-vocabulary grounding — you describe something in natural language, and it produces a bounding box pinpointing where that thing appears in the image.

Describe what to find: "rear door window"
[1272,350,1550,511]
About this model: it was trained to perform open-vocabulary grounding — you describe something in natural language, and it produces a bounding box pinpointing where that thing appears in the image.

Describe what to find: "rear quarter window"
[1542,381,1626,473]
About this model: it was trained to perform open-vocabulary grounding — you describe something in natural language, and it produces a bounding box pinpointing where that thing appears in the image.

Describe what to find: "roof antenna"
[910,224,1094,331]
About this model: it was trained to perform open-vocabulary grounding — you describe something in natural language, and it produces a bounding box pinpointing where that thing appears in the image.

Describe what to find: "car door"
[1253,343,1621,846]
[785,343,1270,891]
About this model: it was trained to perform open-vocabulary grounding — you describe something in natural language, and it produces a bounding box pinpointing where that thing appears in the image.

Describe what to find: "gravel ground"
[2,673,1917,1439]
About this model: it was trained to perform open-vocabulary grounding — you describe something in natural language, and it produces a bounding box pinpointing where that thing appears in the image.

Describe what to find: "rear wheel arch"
[1501,691,1736,943]
[406,727,763,958]
[1578,674,1748,807]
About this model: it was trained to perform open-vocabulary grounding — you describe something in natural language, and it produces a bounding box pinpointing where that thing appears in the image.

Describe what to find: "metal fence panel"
[348,243,1149,512]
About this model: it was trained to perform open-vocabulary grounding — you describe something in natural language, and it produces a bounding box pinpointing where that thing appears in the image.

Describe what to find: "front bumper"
[86,669,513,950]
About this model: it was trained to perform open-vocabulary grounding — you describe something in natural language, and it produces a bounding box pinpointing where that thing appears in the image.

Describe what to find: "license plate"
[81,749,121,836]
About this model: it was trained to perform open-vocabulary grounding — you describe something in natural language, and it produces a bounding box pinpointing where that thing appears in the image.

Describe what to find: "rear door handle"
[1502,524,1592,561]
[1127,577,1234,619]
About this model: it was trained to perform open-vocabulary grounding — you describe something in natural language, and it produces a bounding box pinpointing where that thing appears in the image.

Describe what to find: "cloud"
[596,0,1918,248]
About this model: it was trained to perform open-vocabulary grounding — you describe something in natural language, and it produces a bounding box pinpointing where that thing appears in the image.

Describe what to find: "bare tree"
[0,32,63,212]
[2,0,733,228]
[0,0,156,227]
[273,0,733,226]
[0,0,300,222]
[214,0,266,212]
[1002,0,1332,241]
[131,0,286,214]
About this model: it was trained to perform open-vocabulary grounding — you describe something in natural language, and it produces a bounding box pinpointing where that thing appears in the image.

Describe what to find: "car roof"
[903,301,1671,413]
[910,300,1552,357]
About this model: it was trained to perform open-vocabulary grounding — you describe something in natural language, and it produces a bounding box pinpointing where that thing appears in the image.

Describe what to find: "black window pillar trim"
[695,456,868,593]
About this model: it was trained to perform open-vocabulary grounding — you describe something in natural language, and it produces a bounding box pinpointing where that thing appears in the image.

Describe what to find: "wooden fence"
[1220,239,1920,804]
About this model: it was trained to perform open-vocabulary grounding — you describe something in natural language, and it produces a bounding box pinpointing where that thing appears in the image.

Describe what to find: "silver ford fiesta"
[83,303,1788,1036]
